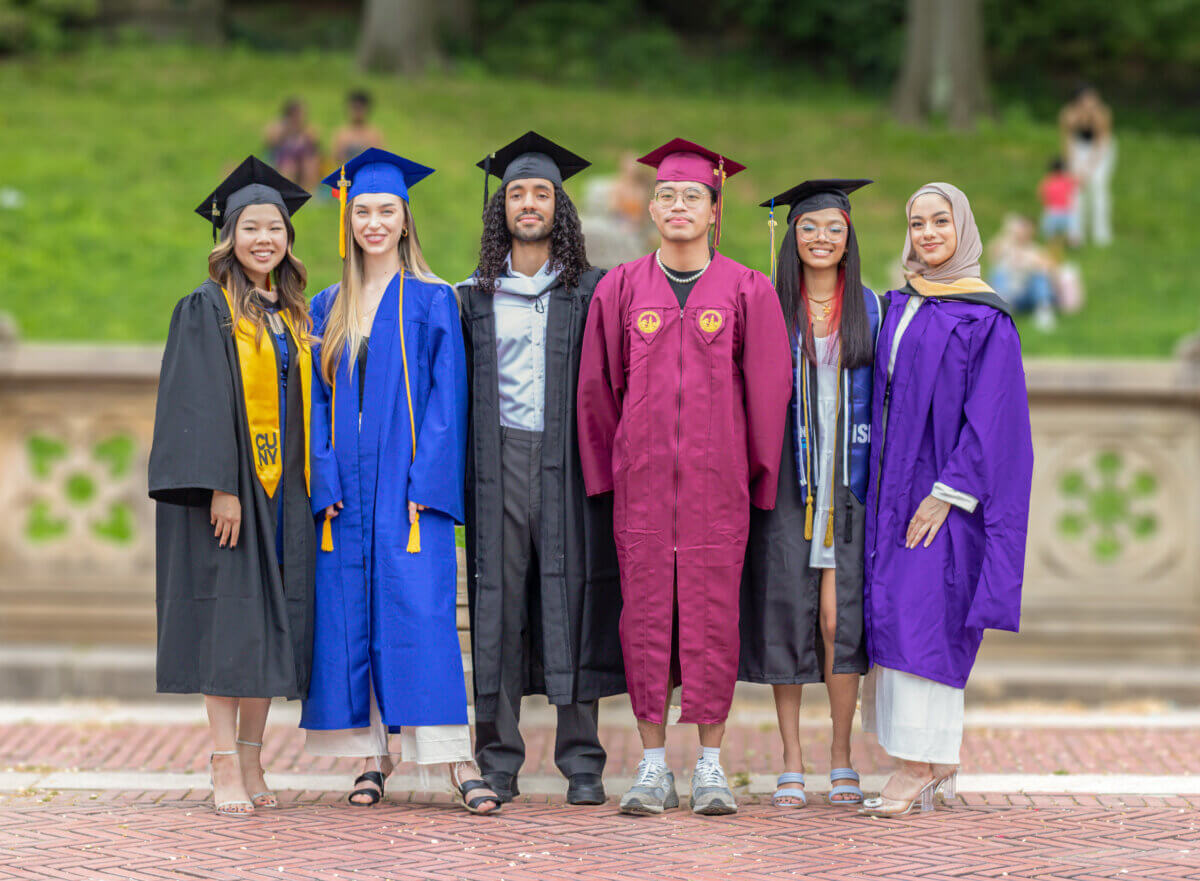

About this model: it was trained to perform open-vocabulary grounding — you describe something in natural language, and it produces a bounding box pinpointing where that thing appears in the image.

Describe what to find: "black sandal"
[454,778,501,815]
[348,771,385,806]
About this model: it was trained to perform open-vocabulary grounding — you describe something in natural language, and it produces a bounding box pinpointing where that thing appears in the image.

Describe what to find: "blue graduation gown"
[301,272,469,730]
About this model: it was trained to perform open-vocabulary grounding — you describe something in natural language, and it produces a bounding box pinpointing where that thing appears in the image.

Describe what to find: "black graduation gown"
[739,361,869,684]
[149,280,315,698]
[459,267,626,721]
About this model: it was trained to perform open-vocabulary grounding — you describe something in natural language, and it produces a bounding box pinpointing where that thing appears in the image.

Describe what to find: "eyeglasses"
[797,221,848,242]
[653,188,708,208]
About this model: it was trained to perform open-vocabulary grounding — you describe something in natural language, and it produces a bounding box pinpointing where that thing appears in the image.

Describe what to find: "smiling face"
[908,192,958,269]
[232,203,288,284]
[505,178,555,242]
[794,207,848,270]
[649,180,716,243]
[350,192,406,256]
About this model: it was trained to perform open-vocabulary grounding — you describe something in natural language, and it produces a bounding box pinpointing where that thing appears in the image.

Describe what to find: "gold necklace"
[809,297,834,320]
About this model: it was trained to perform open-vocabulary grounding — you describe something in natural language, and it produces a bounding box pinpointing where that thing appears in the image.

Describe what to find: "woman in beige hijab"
[859,183,1034,818]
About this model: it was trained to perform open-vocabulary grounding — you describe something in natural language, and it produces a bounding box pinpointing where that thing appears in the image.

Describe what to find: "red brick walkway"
[1,792,1198,880]
[2,714,1199,879]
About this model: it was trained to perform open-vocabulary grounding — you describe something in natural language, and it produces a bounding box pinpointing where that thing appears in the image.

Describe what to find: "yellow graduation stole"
[222,287,312,500]
[319,269,421,554]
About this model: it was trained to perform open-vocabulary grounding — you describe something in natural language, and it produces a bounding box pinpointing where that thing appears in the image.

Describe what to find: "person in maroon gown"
[577,138,792,816]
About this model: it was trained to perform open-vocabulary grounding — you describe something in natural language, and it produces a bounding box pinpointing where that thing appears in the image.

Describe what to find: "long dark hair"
[474,185,590,294]
[775,218,873,369]
[208,209,310,345]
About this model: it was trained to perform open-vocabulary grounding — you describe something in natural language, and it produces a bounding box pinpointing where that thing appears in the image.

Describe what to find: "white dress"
[861,295,967,764]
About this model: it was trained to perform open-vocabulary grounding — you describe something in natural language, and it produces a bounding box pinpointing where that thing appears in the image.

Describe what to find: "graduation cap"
[321,148,436,259]
[759,179,872,284]
[636,138,746,247]
[477,131,590,208]
[759,178,872,223]
[195,155,310,243]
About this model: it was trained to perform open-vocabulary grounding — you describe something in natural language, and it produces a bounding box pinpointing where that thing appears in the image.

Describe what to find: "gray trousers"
[474,427,606,780]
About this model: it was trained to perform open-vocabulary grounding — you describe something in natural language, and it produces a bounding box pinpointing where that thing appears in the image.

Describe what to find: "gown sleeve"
[575,269,625,497]
[308,288,343,514]
[407,285,468,524]
[937,313,1034,633]
[740,271,794,510]
[147,290,239,507]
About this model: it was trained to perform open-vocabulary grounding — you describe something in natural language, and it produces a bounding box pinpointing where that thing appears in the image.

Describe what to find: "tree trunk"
[358,0,440,74]
[892,0,990,128]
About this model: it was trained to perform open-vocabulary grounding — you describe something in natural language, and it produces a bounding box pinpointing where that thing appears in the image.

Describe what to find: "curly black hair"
[473,185,590,294]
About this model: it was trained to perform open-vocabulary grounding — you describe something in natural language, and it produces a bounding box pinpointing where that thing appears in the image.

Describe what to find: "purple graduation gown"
[864,286,1033,688]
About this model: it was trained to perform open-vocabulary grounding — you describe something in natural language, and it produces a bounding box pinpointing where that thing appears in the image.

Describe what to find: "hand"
[323,501,344,520]
[905,495,951,549]
[408,501,426,524]
[210,490,242,549]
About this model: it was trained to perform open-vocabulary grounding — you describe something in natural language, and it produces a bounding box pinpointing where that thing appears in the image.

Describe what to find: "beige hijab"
[901,182,986,289]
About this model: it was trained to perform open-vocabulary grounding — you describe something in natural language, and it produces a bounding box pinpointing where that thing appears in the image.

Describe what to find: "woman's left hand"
[408,501,427,524]
[906,495,951,549]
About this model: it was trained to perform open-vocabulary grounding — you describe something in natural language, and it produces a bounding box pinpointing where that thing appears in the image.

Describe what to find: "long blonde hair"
[208,211,311,344]
[319,196,439,386]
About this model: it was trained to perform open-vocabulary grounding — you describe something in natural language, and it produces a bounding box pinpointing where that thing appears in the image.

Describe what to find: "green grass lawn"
[1,44,1196,356]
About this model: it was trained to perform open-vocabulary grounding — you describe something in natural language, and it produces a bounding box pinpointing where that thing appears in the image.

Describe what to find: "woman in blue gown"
[300,149,500,814]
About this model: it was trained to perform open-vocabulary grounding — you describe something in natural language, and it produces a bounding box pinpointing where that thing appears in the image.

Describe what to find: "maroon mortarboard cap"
[637,138,745,247]
[636,138,746,189]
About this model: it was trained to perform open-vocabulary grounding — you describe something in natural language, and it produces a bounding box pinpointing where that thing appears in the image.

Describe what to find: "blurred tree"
[358,0,475,72]
[892,0,990,128]
[359,0,437,73]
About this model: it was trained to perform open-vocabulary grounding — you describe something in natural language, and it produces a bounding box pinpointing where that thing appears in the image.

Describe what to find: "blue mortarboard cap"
[321,147,435,203]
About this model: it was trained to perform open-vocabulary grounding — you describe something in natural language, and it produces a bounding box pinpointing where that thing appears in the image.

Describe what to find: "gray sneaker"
[619,761,679,815]
[690,762,738,815]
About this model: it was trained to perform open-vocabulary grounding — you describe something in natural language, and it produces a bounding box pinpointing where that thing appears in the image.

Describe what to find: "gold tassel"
[824,506,834,547]
[713,158,727,248]
[804,494,814,541]
[337,165,349,260]
[321,511,334,552]
[767,200,778,285]
[406,515,421,554]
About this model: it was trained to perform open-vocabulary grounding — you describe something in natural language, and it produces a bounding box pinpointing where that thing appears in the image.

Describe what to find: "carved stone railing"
[2,344,1197,674]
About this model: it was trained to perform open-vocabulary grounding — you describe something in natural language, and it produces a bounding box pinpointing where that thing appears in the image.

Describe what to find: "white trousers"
[861,664,964,764]
[1069,138,1116,246]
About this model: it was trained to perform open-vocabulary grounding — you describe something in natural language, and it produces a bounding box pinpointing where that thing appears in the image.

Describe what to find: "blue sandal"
[772,772,807,808]
[828,768,864,805]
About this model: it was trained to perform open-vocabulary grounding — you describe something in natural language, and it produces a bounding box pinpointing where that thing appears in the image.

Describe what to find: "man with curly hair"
[458,132,625,807]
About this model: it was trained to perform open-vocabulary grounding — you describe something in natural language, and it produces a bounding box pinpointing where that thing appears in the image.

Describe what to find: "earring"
[401,228,409,238]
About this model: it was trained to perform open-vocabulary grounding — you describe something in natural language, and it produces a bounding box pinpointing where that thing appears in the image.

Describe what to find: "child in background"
[1038,157,1078,247]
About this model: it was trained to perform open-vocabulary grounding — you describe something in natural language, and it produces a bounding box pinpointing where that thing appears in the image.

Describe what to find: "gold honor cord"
[221,288,312,500]
[397,269,422,553]
[799,350,843,548]
[320,270,421,554]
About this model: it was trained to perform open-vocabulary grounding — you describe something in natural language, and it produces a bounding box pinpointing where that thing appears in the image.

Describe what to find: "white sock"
[697,747,721,768]
[642,747,667,768]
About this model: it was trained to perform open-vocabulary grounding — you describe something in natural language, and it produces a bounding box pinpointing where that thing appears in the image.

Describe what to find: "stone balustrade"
[2,343,1197,683]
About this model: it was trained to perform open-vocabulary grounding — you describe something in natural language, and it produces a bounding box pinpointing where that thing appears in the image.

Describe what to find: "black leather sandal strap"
[458,778,499,810]
[354,771,385,789]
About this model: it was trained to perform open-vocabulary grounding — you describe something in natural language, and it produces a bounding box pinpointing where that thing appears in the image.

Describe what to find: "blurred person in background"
[300,149,499,816]
[740,179,883,810]
[988,214,1057,331]
[860,182,1033,819]
[332,90,384,169]
[150,157,324,817]
[265,98,322,192]
[1038,157,1078,248]
[1059,86,1115,246]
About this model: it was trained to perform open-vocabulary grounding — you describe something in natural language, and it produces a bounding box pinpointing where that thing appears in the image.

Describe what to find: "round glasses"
[653,187,708,208]
[797,221,848,242]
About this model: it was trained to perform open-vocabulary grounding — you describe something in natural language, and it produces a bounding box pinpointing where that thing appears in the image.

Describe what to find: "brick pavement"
[2,711,1199,879]
[4,720,1199,779]
[1,790,1198,880]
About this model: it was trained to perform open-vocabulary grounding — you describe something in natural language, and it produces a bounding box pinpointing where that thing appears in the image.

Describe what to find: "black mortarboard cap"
[477,131,590,207]
[195,155,311,242]
[760,178,872,223]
